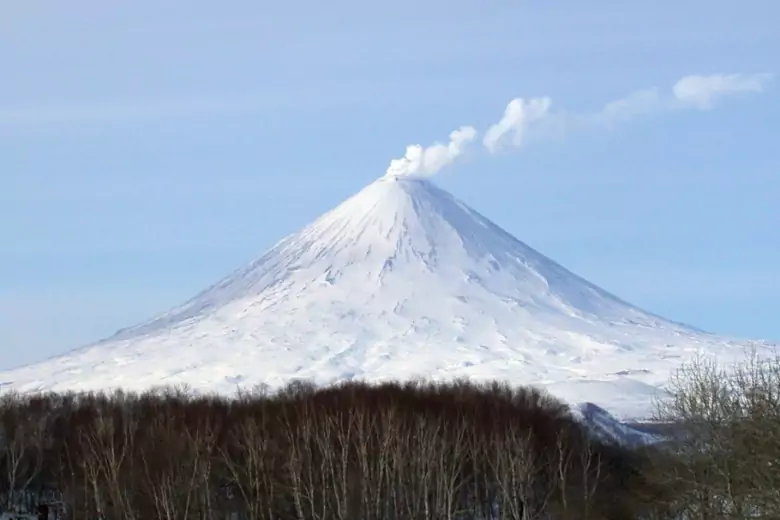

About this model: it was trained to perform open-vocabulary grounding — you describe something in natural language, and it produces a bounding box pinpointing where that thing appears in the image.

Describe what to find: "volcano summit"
[1,175,772,419]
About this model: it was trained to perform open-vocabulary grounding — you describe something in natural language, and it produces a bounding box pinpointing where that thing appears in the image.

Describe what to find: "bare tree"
[554,430,574,516]
[283,398,324,520]
[139,405,214,520]
[0,393,48,512]
[657,349,780,519]
[578,432,603,520]
[78,393,138,520]
[220,403,281,520]
[487,424,542,520]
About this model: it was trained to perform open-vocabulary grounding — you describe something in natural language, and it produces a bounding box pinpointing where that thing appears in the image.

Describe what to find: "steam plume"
[483,97,552,153]
[484,73,773,152]
[383,72,772,177]
[385,126,477,178]
[672,73,773,109]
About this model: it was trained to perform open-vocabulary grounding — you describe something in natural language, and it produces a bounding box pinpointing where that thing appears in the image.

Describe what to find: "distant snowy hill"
[0,175,773,420]
[571,403,661,446]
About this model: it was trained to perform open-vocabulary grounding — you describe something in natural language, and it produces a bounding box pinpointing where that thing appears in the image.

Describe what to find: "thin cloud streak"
[0,97,284,126]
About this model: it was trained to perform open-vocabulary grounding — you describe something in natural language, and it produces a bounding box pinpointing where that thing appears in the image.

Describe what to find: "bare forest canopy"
[0,349,779,520]
[0,380,658,520]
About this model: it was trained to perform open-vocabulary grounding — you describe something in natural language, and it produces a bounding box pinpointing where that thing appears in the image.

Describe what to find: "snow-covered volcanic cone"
[1,175,773,419]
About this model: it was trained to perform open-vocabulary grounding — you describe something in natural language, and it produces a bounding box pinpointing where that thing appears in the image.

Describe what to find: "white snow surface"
[571,403,662,446]
[0,175,774,420]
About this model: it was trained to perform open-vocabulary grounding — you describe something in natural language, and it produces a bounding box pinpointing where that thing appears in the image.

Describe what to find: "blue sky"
[1,1,778,369]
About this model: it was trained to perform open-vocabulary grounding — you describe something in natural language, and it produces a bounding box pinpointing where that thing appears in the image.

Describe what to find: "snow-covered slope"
[571,403,661,446]
[0,175,773,420]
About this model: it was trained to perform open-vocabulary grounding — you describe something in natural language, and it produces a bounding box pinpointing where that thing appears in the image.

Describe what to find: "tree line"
[650,349,780,519]
[0,379,663,520]
[1,349,778,520]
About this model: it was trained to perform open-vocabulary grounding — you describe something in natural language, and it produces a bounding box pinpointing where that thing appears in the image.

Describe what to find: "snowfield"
[0,175,774,421]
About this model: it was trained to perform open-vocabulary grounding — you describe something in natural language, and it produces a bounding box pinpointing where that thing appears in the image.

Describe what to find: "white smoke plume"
[484,72,773,152]
[483,97,552,153]
[384,72,772,176]
[672,73,773,109]
[594,73,773,127]
[385,125,477,178]
[597,88,665,127]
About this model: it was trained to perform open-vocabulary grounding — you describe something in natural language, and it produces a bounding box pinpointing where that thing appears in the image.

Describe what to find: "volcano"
[0,175,771,419]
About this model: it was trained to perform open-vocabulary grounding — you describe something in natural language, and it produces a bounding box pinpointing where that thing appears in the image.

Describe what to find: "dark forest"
[1,350,779,519]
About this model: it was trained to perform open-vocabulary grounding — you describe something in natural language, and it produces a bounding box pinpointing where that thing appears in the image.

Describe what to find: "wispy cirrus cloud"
[0,97,278,126]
